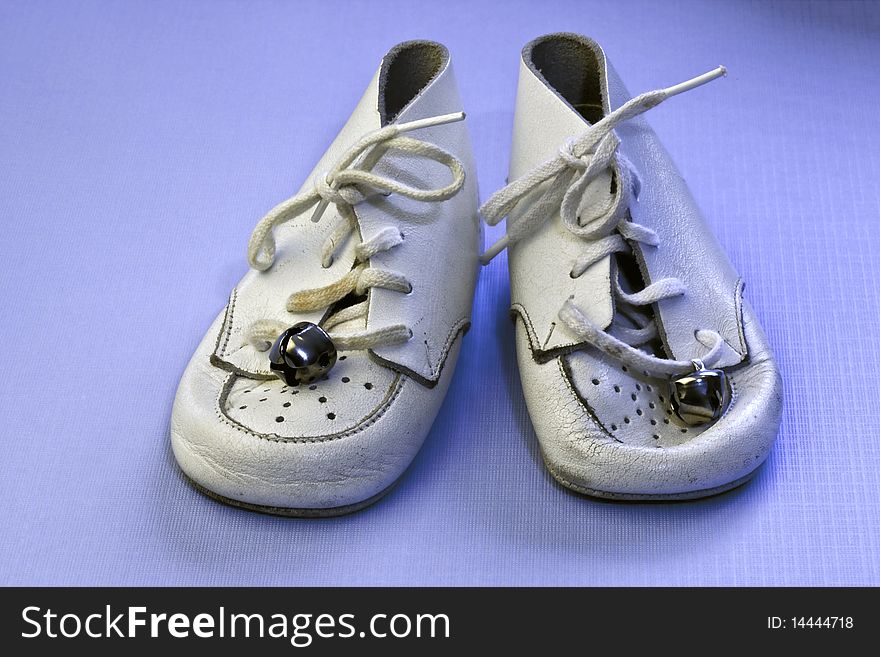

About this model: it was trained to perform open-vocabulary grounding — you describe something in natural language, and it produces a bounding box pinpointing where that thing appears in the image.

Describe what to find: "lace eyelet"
[404,284,414,295]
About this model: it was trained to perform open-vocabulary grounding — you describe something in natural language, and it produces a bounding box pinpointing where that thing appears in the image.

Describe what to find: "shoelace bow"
[480,67,728,378]
[245,112,466,353]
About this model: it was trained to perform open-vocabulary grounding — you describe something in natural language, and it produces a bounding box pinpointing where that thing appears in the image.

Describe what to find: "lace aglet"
[397,111,466,134]
[479,234,510,265]
[310,198,330,223]
[663,66,727,99]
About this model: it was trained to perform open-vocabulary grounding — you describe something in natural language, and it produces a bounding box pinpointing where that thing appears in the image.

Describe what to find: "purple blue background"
[2,0,879,586]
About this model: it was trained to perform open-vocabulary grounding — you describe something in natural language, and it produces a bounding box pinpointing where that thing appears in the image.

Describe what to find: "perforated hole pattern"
[223,351,397,439]
[570,359,710,449]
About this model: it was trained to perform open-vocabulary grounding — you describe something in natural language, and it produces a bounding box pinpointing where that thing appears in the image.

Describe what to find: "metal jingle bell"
[268,322,337,386]
[669,359,731,427]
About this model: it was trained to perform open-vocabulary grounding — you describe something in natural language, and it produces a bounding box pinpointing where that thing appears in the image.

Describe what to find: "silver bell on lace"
[669,359,731,426]
[268,322,337,387]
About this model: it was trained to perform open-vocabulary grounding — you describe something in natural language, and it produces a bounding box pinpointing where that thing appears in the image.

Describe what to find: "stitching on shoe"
[510,311,625,447]
[724,375,739,422]
[221,288,238,356]
[516,278,749,372]
[211,287,281,378]
[422,315,468,378]
[513,280,749,368]
[369,316,469,388]
[733,278,748,357]
[510,303,589,363]
[557,355,623,444]
[426,315,469,377]
[214,371,406,444]
[540,312,741,445]
[212,288,238,359]
[213,291,468,384]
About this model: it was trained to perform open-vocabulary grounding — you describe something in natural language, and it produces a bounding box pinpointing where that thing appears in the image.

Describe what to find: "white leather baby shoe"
[171,41,479,515]
[481,34,782,500]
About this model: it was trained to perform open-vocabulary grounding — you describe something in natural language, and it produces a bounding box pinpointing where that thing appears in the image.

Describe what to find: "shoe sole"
[184,449,757,511]
[543,457,762,501]
[182,472,399,518]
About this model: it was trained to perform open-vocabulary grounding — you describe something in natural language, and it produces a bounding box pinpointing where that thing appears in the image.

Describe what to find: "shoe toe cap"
[170,315,441,512]
[517,306,783,498]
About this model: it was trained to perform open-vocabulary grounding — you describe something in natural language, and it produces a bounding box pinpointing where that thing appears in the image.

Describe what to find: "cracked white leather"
[517,300,782,497]
[502,34,782,497]
[171,41,479,511]
[173,310,462,509]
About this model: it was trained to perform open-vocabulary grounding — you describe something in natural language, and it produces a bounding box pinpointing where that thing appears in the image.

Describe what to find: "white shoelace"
[480,67,728,378]
[245,112,466,353]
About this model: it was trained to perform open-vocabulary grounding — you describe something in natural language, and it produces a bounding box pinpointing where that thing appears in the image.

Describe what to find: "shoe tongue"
[324,297,369,334]
[329,313,367,334]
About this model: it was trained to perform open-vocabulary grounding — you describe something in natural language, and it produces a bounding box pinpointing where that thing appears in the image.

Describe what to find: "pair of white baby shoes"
[171,34,783,515]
